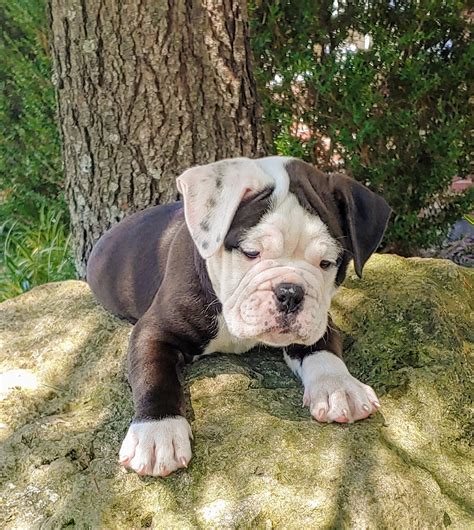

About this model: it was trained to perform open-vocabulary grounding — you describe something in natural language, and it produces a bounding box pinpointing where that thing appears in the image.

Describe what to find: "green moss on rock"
[0,255,472,528]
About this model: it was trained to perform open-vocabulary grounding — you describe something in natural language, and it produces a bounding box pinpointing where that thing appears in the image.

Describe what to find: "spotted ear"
[176,158,275,258]
[330,173,392,277]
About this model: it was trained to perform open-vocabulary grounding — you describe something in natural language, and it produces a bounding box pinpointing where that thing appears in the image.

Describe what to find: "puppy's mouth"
[264,325,292,335]
[258,321,307,347]
[258,312,297,333]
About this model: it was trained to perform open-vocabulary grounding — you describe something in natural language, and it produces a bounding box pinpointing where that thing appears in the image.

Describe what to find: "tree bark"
[47,0,267,277]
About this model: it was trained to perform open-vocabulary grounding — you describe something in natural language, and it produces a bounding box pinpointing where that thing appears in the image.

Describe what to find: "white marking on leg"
[119,416,192,477]
[284,350,380,423]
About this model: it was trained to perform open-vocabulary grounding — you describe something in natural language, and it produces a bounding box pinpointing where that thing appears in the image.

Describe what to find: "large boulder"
[0,254,472,529]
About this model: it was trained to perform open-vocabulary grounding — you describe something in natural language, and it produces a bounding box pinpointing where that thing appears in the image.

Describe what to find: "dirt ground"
[0,254,472,528]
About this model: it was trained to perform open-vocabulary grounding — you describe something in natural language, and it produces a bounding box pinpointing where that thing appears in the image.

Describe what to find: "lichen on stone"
[0,255,472,528]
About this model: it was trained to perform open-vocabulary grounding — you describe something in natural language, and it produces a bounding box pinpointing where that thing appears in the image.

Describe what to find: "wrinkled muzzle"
[223,260,331,347]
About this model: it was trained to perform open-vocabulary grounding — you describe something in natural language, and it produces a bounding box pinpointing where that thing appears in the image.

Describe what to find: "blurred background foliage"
[0,206,75,300]
[0,0,473,299]
[0,1,64,222]
[0,1,71,299]
[251,0,473,254]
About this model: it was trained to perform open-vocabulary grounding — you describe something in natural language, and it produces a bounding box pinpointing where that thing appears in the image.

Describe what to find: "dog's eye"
[241,249,260,259]
[320,260,334,270]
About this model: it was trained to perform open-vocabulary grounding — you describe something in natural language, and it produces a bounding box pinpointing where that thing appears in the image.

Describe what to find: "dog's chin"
[256,328,308,348]
[259,330,299,347]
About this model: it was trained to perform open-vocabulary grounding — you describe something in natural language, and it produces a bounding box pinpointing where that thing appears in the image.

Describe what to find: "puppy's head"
[177,157,391,347]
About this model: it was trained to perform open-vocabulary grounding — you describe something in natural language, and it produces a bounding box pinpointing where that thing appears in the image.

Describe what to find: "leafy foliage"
[0,1,65,225]
[0,2,74,296]
[251,0,473,254]
[0,206,75,301]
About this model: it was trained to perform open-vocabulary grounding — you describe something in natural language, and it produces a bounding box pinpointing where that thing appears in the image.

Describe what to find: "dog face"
[177,156,391,347]
[206,193,340,346]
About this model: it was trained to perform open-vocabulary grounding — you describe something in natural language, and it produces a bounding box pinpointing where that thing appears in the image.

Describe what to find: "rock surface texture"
[1,255,472,528]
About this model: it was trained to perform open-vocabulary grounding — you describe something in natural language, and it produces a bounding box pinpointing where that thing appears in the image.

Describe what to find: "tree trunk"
[47,0,267,277]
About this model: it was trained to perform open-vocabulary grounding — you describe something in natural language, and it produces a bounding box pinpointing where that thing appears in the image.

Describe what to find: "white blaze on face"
[206,193,341,347]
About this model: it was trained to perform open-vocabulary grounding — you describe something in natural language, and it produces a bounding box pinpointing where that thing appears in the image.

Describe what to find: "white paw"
[303,372,380,423]
[287,350,380,424]
[119,416,192,477]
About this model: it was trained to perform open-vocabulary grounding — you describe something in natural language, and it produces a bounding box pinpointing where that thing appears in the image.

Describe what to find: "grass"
[0,206,76,301]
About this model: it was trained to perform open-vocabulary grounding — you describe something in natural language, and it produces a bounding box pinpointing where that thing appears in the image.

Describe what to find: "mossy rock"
[0,254,472,528]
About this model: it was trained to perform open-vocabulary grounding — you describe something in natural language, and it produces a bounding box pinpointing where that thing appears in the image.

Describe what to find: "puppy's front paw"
[301,351,380,424]
[304,374,380,423]
[119,416,192,477]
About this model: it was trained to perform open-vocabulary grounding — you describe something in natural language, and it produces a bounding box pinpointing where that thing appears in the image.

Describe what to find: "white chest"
[202,315,258,355]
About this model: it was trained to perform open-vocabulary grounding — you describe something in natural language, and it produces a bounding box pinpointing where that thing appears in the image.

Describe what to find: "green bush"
[0,2,74,297]
[0,1,65,225]
[251,0,473,255]
[0,206,75,301]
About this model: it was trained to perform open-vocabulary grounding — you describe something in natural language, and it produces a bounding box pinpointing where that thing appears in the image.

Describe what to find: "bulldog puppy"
[87,157,391,477]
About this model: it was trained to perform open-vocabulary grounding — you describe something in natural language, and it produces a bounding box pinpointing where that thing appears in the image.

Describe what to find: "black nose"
[274,283,305,314]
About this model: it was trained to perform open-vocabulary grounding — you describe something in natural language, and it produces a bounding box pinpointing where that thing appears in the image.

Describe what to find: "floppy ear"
[329,173,392,277]
[176,158,275,258]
